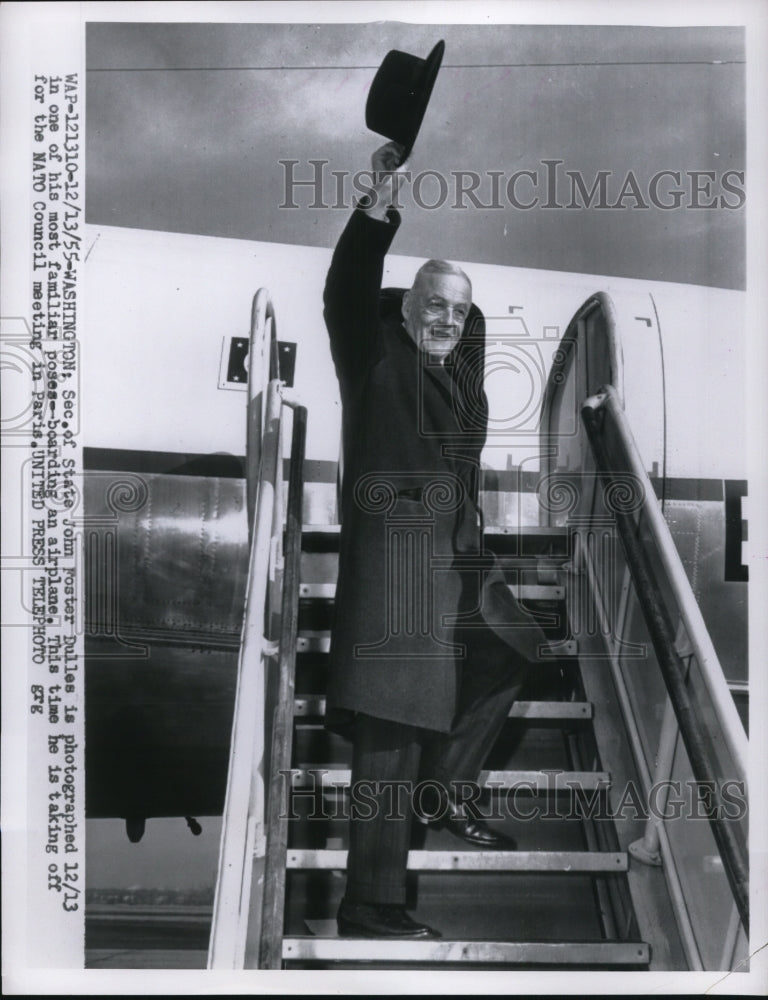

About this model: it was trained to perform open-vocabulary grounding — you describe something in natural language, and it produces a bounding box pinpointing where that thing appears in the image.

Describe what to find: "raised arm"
[323,142,409,383]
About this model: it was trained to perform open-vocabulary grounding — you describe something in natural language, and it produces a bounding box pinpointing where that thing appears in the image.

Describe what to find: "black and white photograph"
[2,1,767,994]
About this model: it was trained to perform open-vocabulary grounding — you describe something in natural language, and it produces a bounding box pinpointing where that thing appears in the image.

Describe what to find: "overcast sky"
[86,21,745,289]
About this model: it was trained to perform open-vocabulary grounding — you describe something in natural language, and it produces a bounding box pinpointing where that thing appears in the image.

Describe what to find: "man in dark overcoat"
[324,142,543,940]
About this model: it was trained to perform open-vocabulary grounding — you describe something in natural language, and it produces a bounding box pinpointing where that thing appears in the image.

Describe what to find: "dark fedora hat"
[365,40,445,158]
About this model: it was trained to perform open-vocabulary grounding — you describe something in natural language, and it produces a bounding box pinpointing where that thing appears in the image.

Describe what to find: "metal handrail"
[208,278,306,968]
[247,288,278,533]
[583,386,748,785]
[582,386,749,933]
[208,378,285,969]
[259,403,307,969]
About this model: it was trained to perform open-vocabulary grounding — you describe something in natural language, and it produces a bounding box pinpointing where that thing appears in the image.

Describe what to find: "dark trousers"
[345,649,528,906]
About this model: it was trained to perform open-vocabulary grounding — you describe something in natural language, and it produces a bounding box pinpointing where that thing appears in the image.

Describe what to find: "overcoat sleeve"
[323,207,401,384]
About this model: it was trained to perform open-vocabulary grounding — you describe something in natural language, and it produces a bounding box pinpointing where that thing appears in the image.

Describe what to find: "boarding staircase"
[207,291,749,971]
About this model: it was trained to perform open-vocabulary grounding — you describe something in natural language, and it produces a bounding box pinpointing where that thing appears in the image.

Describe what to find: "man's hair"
[412,259,471,293]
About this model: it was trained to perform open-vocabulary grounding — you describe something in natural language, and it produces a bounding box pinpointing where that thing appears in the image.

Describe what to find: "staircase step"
[293,697,592,720]
[509,584,565,601]
[289,768,611,791]
[286,849,627,872]
[301,526,340,553]
[281,937,650,965]
[299,583,566,601]
[296,633,330,653]
[299,583,336,599]
[300,526,572,563]
[510,700,592,720]
[297,634,579,656]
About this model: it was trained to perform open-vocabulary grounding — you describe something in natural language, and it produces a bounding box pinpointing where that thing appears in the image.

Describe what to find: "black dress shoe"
[440,804,517,849]
[337,899,441,939]
[419,786,517,849]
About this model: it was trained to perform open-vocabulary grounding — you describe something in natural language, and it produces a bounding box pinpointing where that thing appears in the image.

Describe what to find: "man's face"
[402,271,472,362]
